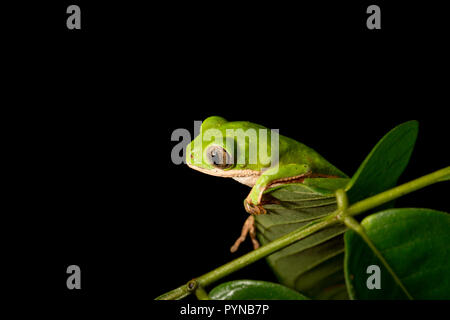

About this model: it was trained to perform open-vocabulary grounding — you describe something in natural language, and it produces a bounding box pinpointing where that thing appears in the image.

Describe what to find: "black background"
[6,0,449,315]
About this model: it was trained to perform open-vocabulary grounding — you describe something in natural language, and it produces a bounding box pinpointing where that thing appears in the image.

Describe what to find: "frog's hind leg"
[230,215,260,253]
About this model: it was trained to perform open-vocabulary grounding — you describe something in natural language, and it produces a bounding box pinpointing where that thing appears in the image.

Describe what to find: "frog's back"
[221,119,347,178]
[279,135,347,178]
[222,121,267,131]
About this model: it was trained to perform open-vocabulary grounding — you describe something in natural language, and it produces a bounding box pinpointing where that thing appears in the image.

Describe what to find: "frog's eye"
[206,145,233,169]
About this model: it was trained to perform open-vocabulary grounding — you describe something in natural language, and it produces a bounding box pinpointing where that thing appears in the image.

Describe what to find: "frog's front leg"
[244,164,312,215]
[231,164,313,252]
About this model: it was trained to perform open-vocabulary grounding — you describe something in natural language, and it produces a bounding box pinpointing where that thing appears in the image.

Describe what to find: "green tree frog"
[186,116,347,252]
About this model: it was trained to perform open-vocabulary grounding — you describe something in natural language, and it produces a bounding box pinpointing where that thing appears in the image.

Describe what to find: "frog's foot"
[244,197,267,215]
[230,215,260,253]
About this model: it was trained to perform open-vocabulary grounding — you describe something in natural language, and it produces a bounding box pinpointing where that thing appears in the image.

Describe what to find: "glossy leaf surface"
[345,208,450,299]
[209,280,309,300]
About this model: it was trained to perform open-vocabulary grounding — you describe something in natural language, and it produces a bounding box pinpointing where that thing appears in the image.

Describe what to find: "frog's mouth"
[187,163,261,186]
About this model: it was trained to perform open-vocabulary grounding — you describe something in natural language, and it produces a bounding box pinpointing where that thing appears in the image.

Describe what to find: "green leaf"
[209,280,309,300]
[344,208,450,299]
[345,120,418,204]
[256,178,349,299]
[254,121,417,299]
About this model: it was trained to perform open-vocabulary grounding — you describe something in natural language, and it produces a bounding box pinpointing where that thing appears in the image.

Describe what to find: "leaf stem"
[344,167,449,218]
[335,189,414,299]
[343,215,413,300]
[195,286,211,300]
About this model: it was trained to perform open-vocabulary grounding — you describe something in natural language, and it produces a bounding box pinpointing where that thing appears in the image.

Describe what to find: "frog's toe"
[230,215,260,253]
[244,198,267,215]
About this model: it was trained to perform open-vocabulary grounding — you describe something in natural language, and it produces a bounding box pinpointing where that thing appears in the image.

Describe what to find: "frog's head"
[186,116,266,186]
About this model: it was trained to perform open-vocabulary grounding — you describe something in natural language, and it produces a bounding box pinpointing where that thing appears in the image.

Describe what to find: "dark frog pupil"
[207,146,232,169]
[211,150,220,164]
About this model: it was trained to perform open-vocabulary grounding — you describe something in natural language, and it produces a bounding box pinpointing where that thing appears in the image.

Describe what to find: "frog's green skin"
[186,116,348,215]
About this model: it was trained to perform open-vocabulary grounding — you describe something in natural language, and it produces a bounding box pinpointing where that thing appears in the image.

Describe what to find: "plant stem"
[156,167,449,300]
[155,216,337,300]
[195,286,211,300]
[335,189,414,299]
[344,167,449,218]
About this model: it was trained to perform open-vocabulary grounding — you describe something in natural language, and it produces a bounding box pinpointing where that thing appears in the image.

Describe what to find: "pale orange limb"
[230,215,260,253]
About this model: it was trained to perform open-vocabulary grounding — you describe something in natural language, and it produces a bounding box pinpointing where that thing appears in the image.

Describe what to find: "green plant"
[156,121,449,300]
